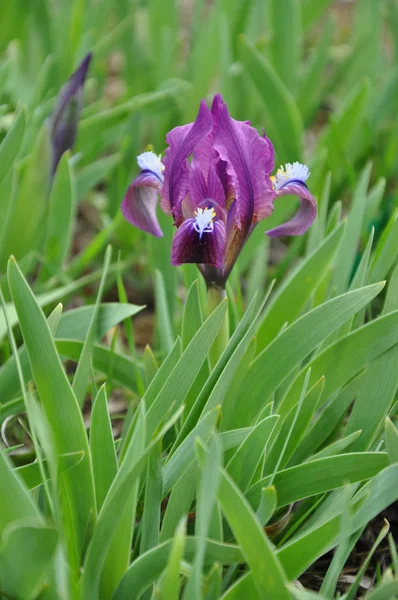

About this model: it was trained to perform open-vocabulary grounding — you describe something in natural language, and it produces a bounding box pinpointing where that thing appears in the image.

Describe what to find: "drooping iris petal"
[171,218,226,268]
[50,53,92,175]
[213,95,275,231]
[161,100,213,224]
[121,171,163,238]
[266,181,317,237]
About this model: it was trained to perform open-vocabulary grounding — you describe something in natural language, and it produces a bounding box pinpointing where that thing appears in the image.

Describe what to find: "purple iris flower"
[50,53,92,175]
[121,94,316,287]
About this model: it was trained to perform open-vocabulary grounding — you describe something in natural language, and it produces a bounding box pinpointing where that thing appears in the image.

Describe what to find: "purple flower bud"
[50,53,92,175]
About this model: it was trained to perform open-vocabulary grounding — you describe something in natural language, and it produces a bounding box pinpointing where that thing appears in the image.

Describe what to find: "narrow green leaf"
[160,467,198,543]
[239,35,303,161]
[217,464,289,599]
[345,520,389,600]
[142,338,181,410]
[0,169,17,271]
[227,415,279,491]
[90,384,118,510]
[155,269,174,354]
[256,486,277,526]
[162,410,219,495]
[311,430,362,461]
[146,299,228,438]
[157,518,186,600]
[82,403,146,600]
[298,19,332,123]
[278,464,398,580]
[40,153,76,279]
[140,443,163,555]
[289,586,328,600]
[73,246,112,405]
[385,418,398,464]
[0,261,134,340]
[182,280,204,350]
[320,490,354,598]
[56,303,145,341]
[0,107,25,187]
[247,452,389,508]
[265,370,313,480]
[183,290,269,438]
[301,0,334,31]
[232,283,384,428]
[269,0,301,91]
[257,223,345,349]
[367,579,398,600]
[2,123,50,262]
[0,450,41,536]
[369,209,398,285]
[184,437,222,599]
[332,162,372,293]
[0,303,141,405]
[113,538,244,599]
[279,309,398,424]
[7,257,96,566]
[81,404,181,599]
[0,522,58,600]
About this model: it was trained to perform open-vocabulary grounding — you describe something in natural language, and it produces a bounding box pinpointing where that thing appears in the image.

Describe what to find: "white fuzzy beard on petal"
[193,207,216,239]
[271,161,310,191]
[137,151,165,180]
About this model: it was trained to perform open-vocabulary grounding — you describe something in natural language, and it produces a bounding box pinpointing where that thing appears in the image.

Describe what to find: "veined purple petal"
[213,95,275,231]
[50,53,92,175]
[207,162,226,208]
[121,171,163,237]
[171,218,226,268]
[190,161,226,209]
[266,181,317,237]
[262,130,275,174]
[191,95,224,179]
[189,163,208,208]
[161,100,213,224]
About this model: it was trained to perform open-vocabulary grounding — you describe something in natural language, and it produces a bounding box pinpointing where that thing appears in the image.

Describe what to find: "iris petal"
[121,171,163,238]
[213,95,275,230]
[171,219,226,268]
[266,181,317,237]
[161,100,213,224]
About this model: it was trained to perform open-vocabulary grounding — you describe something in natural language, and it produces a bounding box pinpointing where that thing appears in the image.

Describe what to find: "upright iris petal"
[213,95,275,229]
[161,100,213,224]
[50,53,92,175]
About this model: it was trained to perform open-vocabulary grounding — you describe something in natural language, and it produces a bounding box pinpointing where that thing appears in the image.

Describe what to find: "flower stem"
[207,284,229,367]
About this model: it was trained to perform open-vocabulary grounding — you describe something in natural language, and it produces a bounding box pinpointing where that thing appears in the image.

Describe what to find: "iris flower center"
[193,207,216,239]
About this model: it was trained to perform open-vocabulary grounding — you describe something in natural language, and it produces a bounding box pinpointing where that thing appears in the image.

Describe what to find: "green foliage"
[1,1,398,598]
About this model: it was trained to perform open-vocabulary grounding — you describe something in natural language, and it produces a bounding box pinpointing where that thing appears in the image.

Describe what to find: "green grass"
[1,0,398,598]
